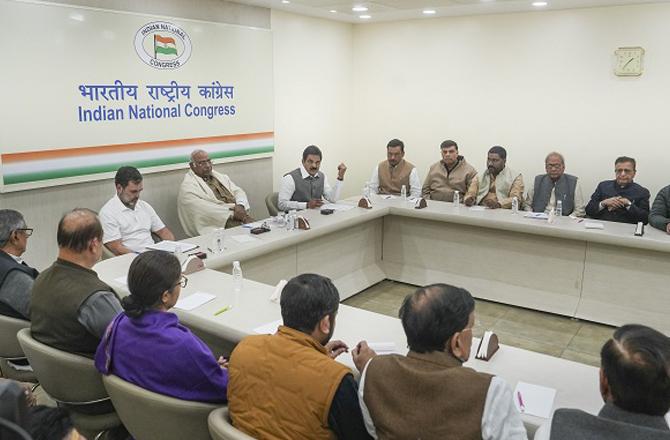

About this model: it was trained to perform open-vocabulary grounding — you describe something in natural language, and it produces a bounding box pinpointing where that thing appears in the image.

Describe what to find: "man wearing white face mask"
[357,284,527,440]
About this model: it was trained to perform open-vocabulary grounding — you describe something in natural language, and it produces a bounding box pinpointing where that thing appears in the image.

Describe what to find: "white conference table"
[94,257,604,434]
[168,195,670,333]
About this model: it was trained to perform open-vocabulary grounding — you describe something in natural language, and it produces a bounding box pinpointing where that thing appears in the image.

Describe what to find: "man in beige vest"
[369,139,421,199]
[476,146,524,209]
[228,274,375,440]
[422,140,478,204]
[358,284,527,440]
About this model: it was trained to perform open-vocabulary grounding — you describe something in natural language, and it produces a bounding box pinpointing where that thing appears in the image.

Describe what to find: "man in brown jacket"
[358,284,527,440]
[422,140,478,204]
[228,274,375,440]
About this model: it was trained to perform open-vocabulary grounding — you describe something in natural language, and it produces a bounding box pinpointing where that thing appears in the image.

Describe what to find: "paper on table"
[113,276,127,286]
[469,206,486,211]
[242,221,265,229]
[321,203,356,211]
[174,292,216,311]
[146,240,198,253]
[585,222,605,230]
[254,319,282,335]
[514,381,557,418]
[231,235,258,244]
[368,342,401,354]
[525,212,549,220]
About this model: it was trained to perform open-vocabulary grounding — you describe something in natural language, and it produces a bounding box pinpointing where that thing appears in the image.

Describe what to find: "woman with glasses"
[94,250,228,402]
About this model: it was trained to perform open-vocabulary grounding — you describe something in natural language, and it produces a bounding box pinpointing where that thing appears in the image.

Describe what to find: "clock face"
[614,47,644,76]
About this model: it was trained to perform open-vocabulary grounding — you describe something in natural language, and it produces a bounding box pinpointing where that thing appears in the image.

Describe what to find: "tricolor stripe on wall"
[1,132,274,186]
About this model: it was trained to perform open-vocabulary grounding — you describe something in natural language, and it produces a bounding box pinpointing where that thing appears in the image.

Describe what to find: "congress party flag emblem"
[134,21,192,70]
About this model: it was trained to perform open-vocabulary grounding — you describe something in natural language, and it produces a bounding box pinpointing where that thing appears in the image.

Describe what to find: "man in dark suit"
[585,156,650,224]
[535,324,670,439]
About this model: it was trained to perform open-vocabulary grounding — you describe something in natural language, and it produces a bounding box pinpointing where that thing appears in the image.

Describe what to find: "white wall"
[272,10,357,194]
[351,3,670,200]
[1,0,272,271]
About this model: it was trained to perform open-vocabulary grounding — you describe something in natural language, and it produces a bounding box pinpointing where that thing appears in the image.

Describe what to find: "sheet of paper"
[174,292,216,311]
[254,319,282,335]
[524,212,549,220]
[368,342,401,354]
[113,276,127,286]
[321,203,356,211]
[146,240,198,253]
[584,222,605,230]
[231,235,258,244]
[380,195,396,200]
[469,206,486,211]
[514,381,557,418]
[242,221,265,228]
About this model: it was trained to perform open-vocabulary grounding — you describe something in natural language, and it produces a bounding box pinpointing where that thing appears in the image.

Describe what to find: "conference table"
[95,255,603,435]
[94,196,670,434]
[152,195,670,333]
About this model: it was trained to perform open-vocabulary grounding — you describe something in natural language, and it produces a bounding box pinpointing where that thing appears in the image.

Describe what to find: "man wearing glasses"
[0,210,38,320]
[178,149,253,237]
[525,152,586,217]
[585,156,650,224]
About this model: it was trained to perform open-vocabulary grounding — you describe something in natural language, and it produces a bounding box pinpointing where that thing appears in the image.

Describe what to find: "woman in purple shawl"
[95,250,228,403]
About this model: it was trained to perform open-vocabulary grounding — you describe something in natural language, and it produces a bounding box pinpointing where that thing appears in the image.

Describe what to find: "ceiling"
[231,0,670,22]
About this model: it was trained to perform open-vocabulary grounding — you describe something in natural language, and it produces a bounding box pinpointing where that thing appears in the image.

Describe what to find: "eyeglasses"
[15,228,33,237]
[175,275,188,289]
[545,163,563,169]
[615,168,635,175]
[193,159,212,166]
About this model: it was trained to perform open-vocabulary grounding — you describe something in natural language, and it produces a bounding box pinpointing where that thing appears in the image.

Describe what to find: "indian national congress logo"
[134,21,192,70]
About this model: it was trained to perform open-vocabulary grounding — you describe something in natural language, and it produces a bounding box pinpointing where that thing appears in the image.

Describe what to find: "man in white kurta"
[177,150,253,237]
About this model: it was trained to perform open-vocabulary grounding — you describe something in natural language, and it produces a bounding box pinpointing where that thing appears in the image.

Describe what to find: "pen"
[214,305,232,316]
[517,391,525,412]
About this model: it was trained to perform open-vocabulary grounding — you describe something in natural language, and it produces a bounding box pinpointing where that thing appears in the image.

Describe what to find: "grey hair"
[190,149,207,163]
[545,151,565,166]
[0,209,27,248]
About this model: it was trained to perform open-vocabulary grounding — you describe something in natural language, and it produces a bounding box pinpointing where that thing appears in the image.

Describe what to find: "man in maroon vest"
[358,283,527,440]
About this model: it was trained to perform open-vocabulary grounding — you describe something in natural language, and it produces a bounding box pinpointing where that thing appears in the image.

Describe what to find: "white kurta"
[177,169,250,237]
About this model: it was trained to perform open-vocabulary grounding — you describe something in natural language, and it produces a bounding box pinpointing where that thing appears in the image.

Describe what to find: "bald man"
[178,149,253,237]
[31,208,121,355]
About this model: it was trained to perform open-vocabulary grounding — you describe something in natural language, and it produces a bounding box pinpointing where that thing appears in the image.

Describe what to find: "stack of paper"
[524,212,549,220]
[584,222,605,230]
[513,381,557,418]
[368,342,401,355]
[174,292,216,311]
[146,240,198,253]
[321,203,356,211]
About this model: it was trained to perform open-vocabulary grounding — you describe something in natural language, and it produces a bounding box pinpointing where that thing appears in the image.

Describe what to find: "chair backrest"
[265,192,279,217]
[16,328,108,404]
[0,315,35,382]
[103,374,223,440]
[0,314,29,358]
[208,407,256,440]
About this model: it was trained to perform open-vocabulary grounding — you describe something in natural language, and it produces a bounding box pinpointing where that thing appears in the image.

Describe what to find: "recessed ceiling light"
[532,1,548,6]
[359,14,372,19]
[281,0,290,3]
[423,9,436,15]
[329,9,337,13]
[352,6,368,12]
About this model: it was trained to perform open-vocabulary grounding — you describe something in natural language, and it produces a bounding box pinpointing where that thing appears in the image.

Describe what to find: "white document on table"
[584,222,605,230]
[146,240,198,253]
[254,319,282,335]
[174,292,216,311]
[321,203,356,211]
[469,206,486,211]
[113,276,127,286]
[525,212,549,220]
[368,342,401,355]
[513,381,556,418]
[231,235,258,244]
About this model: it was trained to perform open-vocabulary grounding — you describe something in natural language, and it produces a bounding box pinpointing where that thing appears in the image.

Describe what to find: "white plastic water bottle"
[453,190,460,206]
[512,197,519,214]
[287,210,296,231]
[211,228,225,253]
[363,182,371,199]
[556,200,563,217]
[232,260,243,292]
[401,185,407,200]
